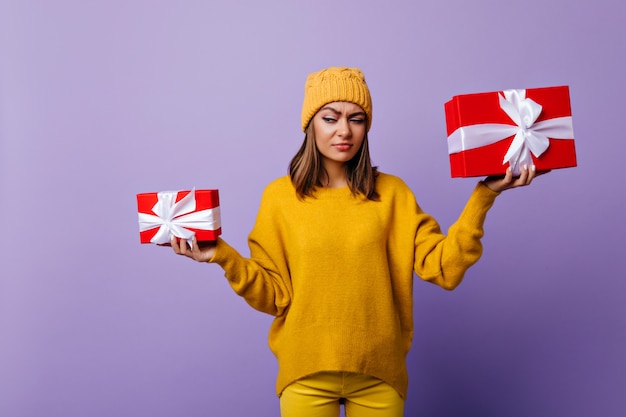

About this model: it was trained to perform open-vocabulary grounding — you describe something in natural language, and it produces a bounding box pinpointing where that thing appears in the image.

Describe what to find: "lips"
[332,143,353,151]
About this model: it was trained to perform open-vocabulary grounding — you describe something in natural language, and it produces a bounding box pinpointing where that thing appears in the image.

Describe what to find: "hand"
[482,165,550,193]
[165,236,217,262]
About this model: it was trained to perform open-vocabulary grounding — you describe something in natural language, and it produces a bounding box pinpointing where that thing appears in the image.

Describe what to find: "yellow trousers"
[279,371,404,417]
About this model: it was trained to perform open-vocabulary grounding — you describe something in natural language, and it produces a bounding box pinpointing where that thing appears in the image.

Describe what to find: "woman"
[170,67,540,417]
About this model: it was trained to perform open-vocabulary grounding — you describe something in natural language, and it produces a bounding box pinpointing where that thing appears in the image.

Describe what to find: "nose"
[337,118,351,137]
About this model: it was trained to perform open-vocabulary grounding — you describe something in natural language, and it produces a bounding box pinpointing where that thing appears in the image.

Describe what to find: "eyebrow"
[319,105,366,118]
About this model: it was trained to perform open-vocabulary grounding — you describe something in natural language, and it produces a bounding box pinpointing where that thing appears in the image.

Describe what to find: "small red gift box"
[137,189,221,245]
[444,86,577,177]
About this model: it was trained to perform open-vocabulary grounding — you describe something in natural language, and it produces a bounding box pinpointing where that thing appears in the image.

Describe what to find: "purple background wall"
[1,1,624,416]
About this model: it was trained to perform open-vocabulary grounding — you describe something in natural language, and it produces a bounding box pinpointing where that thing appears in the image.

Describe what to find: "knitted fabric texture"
[301,67,373,132]
[209,174,499,399]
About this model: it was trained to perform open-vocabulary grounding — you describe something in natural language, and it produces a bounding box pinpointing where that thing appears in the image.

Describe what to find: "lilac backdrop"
[1,1,624,416]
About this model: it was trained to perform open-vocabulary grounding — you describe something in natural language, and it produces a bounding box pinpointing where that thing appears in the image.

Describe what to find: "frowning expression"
[312,101,366,168]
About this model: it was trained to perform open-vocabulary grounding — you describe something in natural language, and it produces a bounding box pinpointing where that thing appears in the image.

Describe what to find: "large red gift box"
[444,86,577,177]
[137,189,221,245]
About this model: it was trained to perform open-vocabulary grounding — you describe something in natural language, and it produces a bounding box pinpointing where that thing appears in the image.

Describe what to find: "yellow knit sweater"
[210,173,499,399]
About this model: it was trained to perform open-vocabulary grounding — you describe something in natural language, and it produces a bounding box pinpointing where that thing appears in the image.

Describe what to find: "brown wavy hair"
[289,121,379,201]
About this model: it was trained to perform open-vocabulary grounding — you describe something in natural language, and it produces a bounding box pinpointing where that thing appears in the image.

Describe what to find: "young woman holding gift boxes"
[168,67,541,417]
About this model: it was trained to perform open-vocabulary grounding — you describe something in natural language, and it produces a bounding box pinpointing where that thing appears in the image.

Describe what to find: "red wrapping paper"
[137,189,221,244]
[444,86,577,178]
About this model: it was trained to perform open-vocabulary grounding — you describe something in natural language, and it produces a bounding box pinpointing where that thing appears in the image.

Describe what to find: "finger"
[179,237,190,255]
[502,167,514,185]
[175,236,191,256]
[526,165,537,184]
[517,164,530,185]
[171,236,181,254]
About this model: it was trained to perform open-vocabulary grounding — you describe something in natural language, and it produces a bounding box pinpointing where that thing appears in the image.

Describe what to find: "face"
[312,101,367,169]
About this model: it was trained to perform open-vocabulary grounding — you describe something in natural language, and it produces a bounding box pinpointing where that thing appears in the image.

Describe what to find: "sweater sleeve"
[413,182,499,290]
[209,185,292,316]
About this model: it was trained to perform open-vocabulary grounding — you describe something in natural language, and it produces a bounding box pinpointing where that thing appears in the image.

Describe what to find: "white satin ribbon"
[447,89,574,175]
[137,189,221,248]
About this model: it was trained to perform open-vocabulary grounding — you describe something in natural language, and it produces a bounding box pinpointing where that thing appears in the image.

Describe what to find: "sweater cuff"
[208,237,236,266]
[458,181,500,226]
[476,180,502,198]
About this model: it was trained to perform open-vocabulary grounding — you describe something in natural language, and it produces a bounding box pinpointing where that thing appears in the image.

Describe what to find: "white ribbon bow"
[137,189,221,248]
[447,89,574,175]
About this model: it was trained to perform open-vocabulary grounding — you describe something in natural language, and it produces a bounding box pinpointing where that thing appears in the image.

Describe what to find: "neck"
[322,160,348,188]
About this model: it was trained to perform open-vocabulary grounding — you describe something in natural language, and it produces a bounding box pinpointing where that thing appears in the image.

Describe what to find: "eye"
[350,118,365,124]
[322,116,336,123]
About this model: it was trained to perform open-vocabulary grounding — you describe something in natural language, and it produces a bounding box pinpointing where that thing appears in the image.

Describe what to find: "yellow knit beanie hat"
[301,67,373,132]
